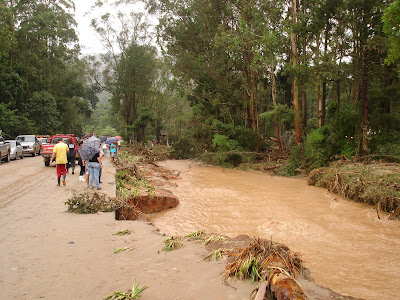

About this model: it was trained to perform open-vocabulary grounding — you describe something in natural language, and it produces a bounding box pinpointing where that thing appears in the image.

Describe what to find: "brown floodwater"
[151,160,400,299]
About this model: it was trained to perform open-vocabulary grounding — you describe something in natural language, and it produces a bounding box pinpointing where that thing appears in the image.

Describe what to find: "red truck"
[42,134,80,166]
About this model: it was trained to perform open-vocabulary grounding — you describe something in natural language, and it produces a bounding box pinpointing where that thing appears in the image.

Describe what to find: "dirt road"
[0,156,256,300]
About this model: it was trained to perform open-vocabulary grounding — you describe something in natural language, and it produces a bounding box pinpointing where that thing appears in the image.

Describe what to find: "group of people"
[50,137,118,189]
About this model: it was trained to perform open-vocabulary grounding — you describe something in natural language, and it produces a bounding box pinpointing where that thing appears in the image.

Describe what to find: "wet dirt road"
[152,160,400,300]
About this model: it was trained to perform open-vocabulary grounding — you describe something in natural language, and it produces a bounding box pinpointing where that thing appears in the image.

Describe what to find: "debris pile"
[65,191,123,214]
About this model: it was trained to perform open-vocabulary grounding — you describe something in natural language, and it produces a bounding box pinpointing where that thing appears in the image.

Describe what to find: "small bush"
[304,126,334,170]
[170,135,199,159]
[277,145,304,176]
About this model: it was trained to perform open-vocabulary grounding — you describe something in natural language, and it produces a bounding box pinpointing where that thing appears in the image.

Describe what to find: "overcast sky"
[72,0,149,55]
[73,0,102,54]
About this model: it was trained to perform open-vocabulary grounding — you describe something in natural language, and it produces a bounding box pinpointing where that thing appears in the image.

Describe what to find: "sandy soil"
[0,155,358,300]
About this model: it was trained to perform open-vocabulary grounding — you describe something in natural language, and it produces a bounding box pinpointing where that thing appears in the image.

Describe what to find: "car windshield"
[17,135,35,142]
[38,138,48,143]
[50,137,68,144]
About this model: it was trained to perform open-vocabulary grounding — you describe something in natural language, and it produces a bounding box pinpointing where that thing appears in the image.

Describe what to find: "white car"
[16,135,41,156]
[5,140,24,160]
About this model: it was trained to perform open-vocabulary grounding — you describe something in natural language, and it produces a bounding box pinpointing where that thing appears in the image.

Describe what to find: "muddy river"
[151,160,400,299]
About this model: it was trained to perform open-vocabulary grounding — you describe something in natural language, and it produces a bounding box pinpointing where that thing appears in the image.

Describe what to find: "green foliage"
[370,131,400,161]
[200,150,256,168]
[170,135,197,159]
[0,103,35,138]
[383,0,400,65]
[304,126,334,170]
[26,91,60,135]
[277,145,304,176]
[259,104,294,129]
[212,134,238,152]
[0,69,27,110]
[326,103,359,158]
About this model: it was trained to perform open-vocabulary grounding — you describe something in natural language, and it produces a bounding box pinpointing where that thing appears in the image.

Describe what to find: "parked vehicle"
[16,135,41,157]
[0,136,11,164]
[38,137,49,144]
[5,140,24,160]
[42,134,80,167]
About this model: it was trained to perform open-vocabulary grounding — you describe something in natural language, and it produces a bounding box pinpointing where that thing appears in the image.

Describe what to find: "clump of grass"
[203,248,234,261]
[162,237,183,252]
[202,235,228,245]
[116,168,155,200]
[185,230,205,240]
[113,229,132,236]
[113,247,134,254]
[65,191,122,214]
[105,279,148,299]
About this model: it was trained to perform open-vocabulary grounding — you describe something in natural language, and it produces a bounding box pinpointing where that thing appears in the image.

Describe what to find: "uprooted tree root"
[221,238,305,282]
[308,162,400,218]
[220,238,308,300]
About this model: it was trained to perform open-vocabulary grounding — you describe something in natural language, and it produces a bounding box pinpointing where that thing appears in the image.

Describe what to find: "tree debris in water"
[105,279,148,299]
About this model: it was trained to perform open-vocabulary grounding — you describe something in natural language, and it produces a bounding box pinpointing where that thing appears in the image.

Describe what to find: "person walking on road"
[66,137,76,174]
[102,142,108,157]
[88,152,102,190]
[110,142,117,162]
[50,138,69,186]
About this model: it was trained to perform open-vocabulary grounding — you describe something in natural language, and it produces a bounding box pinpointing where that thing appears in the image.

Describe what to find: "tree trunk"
[291,0,301,144]
[360,48,369,156]
[322,80,326,126]
[302,90,307,131]
[317,76,322,128]
[245,52,256,130]
[270,53,283,154]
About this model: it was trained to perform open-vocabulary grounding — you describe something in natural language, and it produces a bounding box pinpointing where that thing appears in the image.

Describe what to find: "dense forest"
[1,0,400,171]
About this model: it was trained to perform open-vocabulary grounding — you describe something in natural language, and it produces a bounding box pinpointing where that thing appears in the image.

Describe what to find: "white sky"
[72,0,150,55]
[73,0,103,54]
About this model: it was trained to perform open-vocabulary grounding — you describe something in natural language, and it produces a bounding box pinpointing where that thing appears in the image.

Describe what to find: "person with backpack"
[66,137,76,174]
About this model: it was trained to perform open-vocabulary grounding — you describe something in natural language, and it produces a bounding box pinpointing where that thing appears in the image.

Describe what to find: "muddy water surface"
[151,160,400,300]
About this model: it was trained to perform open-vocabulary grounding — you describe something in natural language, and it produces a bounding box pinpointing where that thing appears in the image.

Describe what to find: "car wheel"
[5,152,10,162]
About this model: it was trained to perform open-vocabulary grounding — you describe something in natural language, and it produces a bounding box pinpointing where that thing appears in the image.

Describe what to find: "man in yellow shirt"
[50,138,69,186]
